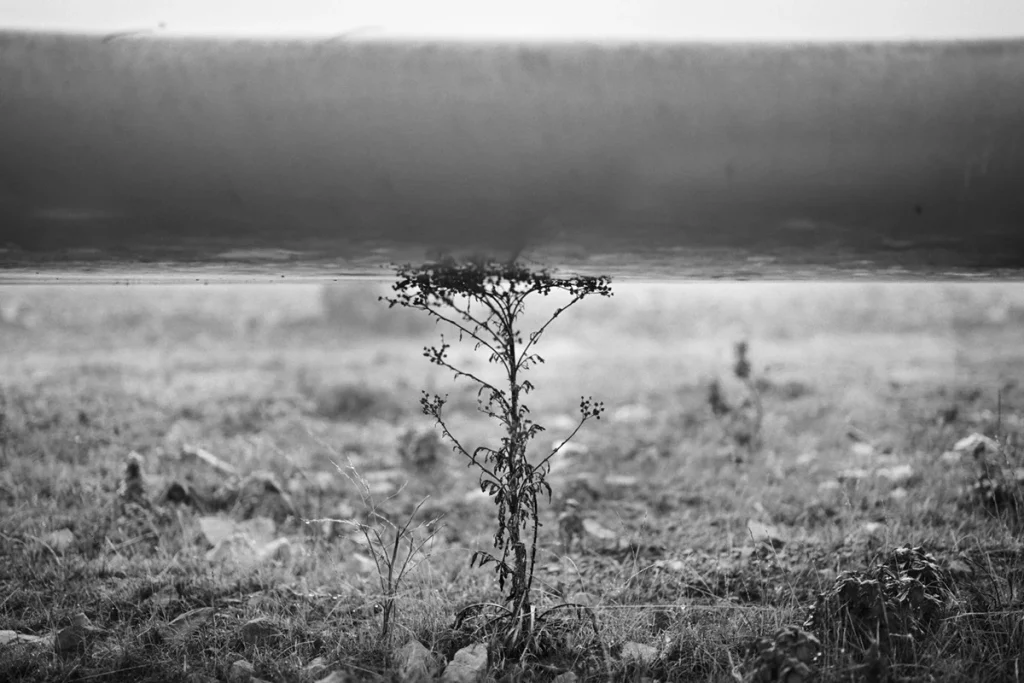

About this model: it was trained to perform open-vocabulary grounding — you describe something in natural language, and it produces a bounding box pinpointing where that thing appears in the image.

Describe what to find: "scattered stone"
[441,643,489,683]
[605,474,639,488]
[200,515,285,567]
[235,471,296,523]
[796,452,817,466]
[362,469,406,498]
[237,618,281,647]
[889,487,909,503]
[346,552,378,576]
[946,558,973,577]
[620,641,660,666]
[612,404,653,423]
[850,442,875,457]
[228,659,255,683]
[147,585,179,611]
[396,639,441,680]
[304,657,329,678]
[462,488,491,506]
[257,537,293,564]
[876,464,914,486]
[41,528,75,554]
[953,433,1000,458]
[206,533,259,566]
[313,471,339,492]
[837,468,869,483]
[321,500,357,539]
[549,439,589,461]
[181,444,239,477]
[548,414,577,431]
[565,591,598,607]
[653,559,686,573]
[582,518,617,541]
[199,515,248,547]
[185,674,219,683]
[558,472,603,502]
[398,427,444,470]
[314,672,351,683]
[747,520,785,549]
[0,629,52,648]
[817,479,841,494]
[54,613,106,657]
[162,607,216,643]
[939,450,962,466]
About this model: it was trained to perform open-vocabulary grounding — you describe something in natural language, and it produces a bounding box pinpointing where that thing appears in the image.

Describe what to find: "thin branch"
[535,415,591,472]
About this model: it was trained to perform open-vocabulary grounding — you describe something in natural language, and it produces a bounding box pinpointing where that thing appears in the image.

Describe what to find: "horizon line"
[4,26,1024,47]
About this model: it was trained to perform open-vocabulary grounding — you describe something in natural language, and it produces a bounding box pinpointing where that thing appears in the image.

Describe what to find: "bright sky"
[1,0,1022,41]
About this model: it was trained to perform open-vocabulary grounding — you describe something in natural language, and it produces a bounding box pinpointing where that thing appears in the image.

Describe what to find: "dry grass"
[1,282,1023,682]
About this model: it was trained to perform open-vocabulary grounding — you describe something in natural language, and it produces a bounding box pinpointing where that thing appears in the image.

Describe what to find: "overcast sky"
[1,0,1022,41]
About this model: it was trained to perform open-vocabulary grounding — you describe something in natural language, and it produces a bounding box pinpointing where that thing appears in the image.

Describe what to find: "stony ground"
[1,281,1023,682]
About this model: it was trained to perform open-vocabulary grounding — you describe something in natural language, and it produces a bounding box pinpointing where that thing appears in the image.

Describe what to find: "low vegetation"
[1,280,1022,682]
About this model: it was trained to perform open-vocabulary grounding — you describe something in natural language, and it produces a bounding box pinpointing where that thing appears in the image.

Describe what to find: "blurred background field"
[3,279,1023,468]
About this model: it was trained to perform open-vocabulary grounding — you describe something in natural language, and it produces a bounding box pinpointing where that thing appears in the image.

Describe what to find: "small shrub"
[397,426,445,472]
[708,340,764,458]
[742,625,821,683]
[805,546,955,659]
[300,377,403,423]
[383,256,612,649]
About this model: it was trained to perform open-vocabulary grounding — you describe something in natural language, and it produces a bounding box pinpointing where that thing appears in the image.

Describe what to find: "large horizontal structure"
[1,32,1022,281]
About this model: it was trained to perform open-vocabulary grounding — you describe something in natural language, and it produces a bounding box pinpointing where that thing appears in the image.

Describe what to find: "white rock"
[549,414,577,431]
[181,444,240,477]
[796,452,817,466]
[818,480,842,493]
[566,591,598,607]
[228,659,255,683]
[620,641,660,666]
[303,657,328,678]
[654,559,686,574]
[876,464,914,486]
[441,643,488,683]
[41,528,75,554]
[206,533,259,567]
[838,468,869,483]
[889,487,909,503]
[237,618,279,647]
[314,673,350,683]
[582,519,617,541]
[862,522,885,536]
[550,440,589,460]
[346,552,377,576]
[161,607,216,644]
[0,630,52,647]
[747,520,785,548]
[605,474,639,488]
[939,451,962,466]
[953,432,1000,456]
[551,673,579,683]
[256,538,293,564]
[198,516,238,546]
[396,639,441,680]
[850,442,875,457]
[612,404,653,423]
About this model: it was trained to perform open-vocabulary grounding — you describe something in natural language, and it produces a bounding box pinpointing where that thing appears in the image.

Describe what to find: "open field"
[1,281,1023,682]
